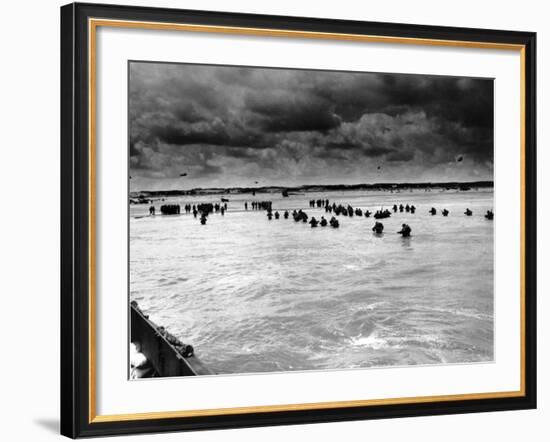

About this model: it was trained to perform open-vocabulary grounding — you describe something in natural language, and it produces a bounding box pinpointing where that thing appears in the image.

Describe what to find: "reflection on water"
[130,189,494,375]
[400,236,413,250]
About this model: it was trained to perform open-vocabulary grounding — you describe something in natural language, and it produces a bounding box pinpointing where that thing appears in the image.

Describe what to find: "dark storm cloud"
[129,62,493,189]
[246,92,341,133]
[377,74,494,129]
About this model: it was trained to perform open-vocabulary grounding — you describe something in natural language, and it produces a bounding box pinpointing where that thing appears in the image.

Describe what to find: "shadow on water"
[34,418,59,433]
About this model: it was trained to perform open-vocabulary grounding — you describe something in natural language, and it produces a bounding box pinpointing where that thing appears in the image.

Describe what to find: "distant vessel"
[221,197,229,202]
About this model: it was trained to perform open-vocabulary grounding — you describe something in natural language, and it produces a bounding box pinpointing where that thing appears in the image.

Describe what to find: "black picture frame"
[61,2,537,438]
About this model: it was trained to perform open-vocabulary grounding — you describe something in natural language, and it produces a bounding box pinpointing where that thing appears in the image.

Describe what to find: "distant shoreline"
[130,181,493,198]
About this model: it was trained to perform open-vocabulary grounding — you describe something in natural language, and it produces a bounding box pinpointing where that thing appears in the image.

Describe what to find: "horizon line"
[130,180,494,194]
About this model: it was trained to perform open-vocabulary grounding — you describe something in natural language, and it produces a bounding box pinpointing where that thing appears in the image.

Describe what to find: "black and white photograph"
[128,61,495,378]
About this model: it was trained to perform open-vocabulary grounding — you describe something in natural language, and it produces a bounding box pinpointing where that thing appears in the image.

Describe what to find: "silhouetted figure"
[193,209,198,218]
[405,204,410,213]
[320,216,327,227]
[309,217,319,228]
[284,210,289,219]
[365,210,372,218]
[393,204,398,212]
[464,208,473,216]
[221,207,225,215]
[399,204,404,212]
[485,210,494,220]
[355,208,363,216]
[410,205,416,214]
[149,206,155,216]
[245,202,248,210]
[275,211,280,219]
[329,217,339,228]
[397,224,412,237]
[442,209,449,216]
[372,222,384,234]
[267,212,273,220]
[429,207,437,215]
[200,214,207,225]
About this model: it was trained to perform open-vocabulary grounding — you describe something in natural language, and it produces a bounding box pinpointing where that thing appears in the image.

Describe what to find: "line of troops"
[429,207,494,219]
[150,203,228,224]
[148,199,494,231]
[245,201,272,211]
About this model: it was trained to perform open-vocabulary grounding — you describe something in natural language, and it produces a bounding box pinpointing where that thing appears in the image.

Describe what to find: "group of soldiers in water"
[265,207,341,228]
[149,197,494,230]
[370,221,411,236]
[245,201,273,211]
[261,199,417,236]
[428,206,494,219]
[309,199,330,208]
[151,202,228,225]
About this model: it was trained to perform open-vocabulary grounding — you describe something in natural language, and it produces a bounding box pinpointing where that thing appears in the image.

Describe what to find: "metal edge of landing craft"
[130,302,213,377]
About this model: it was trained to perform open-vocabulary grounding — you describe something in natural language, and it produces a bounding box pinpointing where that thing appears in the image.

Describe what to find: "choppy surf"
[130,189,494,375]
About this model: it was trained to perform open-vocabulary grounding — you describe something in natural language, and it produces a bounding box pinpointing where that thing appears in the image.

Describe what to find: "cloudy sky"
[129,62,493,191]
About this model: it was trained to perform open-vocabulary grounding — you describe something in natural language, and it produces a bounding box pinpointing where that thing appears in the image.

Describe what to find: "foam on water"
[130,189,494,374]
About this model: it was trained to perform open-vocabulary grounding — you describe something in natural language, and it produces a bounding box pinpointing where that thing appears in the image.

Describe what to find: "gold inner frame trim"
[88,18,527,424]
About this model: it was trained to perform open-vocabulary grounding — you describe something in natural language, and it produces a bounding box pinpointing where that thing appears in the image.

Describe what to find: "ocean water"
[130,189,494,375]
